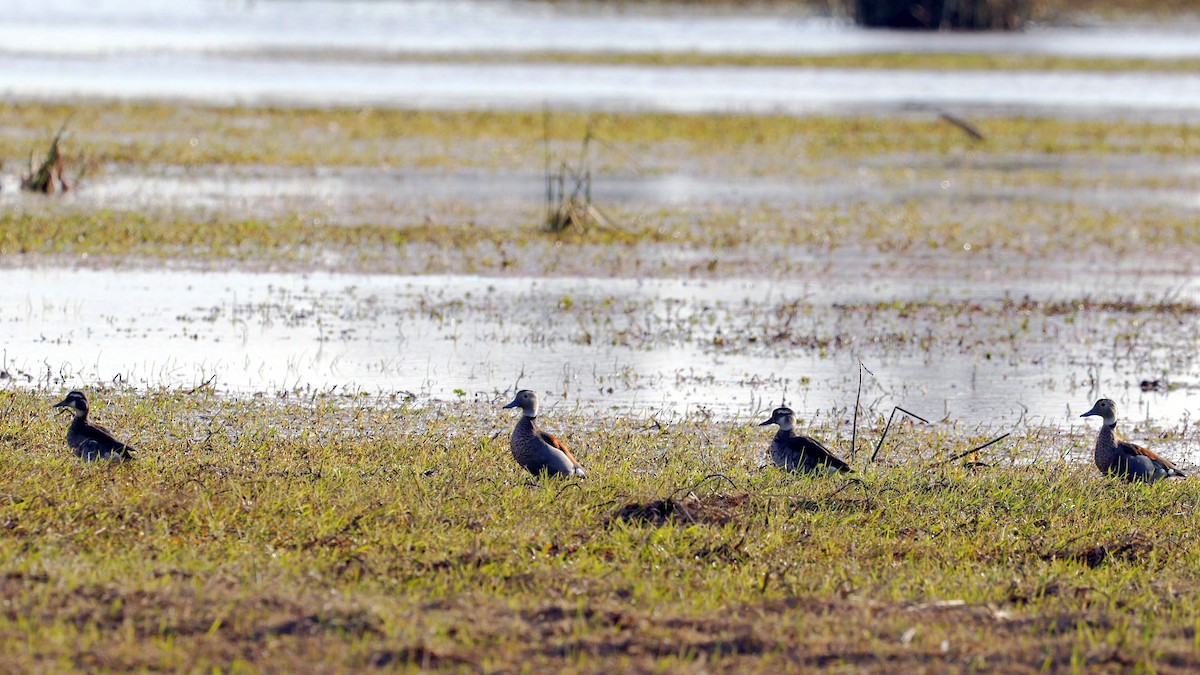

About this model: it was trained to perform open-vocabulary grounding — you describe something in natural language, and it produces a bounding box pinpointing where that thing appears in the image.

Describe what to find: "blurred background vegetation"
[545,0,1196,27]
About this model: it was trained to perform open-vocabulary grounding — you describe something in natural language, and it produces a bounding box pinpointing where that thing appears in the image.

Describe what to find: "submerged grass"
[2,388,1199,671]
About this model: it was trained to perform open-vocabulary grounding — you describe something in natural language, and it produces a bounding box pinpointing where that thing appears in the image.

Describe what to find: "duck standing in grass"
[1080,398,1184,483]
[758,406,851,474]
[502,390,585,478]
[52,390,136,462]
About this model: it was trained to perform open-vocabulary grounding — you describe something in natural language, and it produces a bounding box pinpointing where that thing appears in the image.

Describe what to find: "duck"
[758,406,851,474]
[52,390,136,462]
[502,390,585,478]
[1080,398,1184,482]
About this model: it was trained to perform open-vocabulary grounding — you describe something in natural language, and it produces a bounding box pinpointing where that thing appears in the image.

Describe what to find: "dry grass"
[2,388,1199,671]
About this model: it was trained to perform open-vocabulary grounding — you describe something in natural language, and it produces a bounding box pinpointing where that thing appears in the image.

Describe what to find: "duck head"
[503,389,539,418]
[1081,398,1117,426]
[758,406,795,431]
[53,390,89,418]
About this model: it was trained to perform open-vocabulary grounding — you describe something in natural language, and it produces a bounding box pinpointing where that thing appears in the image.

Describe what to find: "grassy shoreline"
[2,388,1198,670]
[2,101,1197,170]
[4,200,1198,277]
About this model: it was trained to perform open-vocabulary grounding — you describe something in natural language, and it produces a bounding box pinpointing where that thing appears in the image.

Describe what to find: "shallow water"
[2,267,1197,433]
[2,1,1200,117]
[3,161,1197,225]
[6,55,1200,118]
[5,1,1200,59]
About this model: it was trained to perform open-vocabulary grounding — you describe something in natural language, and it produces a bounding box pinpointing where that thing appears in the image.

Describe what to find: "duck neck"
[1094,421,1118,471]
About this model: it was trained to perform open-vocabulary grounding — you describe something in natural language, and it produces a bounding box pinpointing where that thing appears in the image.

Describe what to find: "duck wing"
[78,422,136,460]
[1118,440,1184,477]
[788,435,851,473]
[537,429,585,474]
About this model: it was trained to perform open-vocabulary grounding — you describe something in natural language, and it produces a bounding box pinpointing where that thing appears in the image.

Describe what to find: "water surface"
[3,1,1200,117]
[3,267,1196,432]
[5,1,1199,59]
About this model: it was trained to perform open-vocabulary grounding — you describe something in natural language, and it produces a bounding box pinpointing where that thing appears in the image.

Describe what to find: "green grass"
[2,388,1198,670]
[2,99,1197,279]
[5,199,1196,276]
[2,101,1197,171]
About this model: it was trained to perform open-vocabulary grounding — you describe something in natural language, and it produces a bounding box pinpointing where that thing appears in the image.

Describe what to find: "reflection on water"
[1,268,1196,430]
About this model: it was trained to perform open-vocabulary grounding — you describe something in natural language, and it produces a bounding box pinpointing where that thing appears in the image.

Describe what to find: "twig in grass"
[938,111,985,141]
[825,477,866,498]
[644,416,666,433]
[176,477,208,491]
[552,481,583,500]
[187,373,218,395]
[588,498,621,514]
[669,473,740,500]
[933,433,1011,466]
[870,406,932,463]
[849,363,872,463]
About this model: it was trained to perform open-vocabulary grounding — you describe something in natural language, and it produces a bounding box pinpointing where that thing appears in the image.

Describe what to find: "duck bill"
[502,399,519,409]
[52,398,71,409]
[757,418,774,426]
[1080,404,1100,418]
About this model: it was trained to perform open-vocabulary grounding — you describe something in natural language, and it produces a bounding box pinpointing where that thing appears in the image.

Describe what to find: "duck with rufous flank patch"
[503,390,585,478]
[1080,398,1184,483]
[52,391,136,462]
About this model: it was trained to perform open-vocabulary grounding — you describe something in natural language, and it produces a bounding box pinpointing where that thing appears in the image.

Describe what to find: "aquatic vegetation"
[543,120,611,234]
[19,120,74,193]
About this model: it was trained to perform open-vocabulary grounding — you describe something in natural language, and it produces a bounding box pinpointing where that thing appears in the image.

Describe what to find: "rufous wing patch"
[1121,440,1182,471]
[539,430,581,466]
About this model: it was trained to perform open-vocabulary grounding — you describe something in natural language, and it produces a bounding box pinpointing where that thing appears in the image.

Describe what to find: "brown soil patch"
[609,492,750,527]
